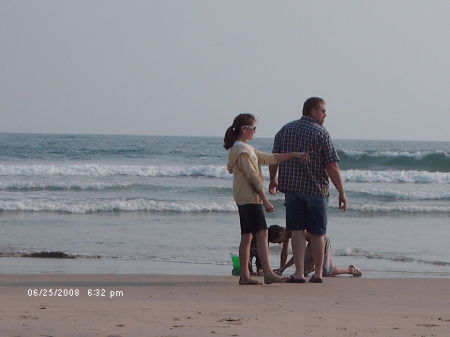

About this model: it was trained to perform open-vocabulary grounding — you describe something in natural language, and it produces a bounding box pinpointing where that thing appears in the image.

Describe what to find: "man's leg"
[285,192,307,280]
[290,230,306,280]
[310,234,325,279]
[308,196,328,281]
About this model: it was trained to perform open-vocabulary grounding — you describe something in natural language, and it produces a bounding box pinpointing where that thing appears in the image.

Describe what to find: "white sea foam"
[350,203,450,214]
[1,197,448,214]
[345,187,450,200]
[1,164,450,184]
[0,164,450,184]
[0,164,230,178]
[342,170,450,183]
[0,198,238,214]
[334,248,450,266]
[340,149,449,159]
[0,181,135,191]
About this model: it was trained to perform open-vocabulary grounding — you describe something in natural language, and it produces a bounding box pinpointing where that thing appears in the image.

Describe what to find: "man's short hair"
[302,97,325,116]
[268,225,284,243]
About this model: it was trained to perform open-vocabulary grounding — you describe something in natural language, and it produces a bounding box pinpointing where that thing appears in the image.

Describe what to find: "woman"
[224,113,310,285]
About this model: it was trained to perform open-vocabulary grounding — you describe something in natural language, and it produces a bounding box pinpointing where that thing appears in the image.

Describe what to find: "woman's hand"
[263,200,275,213]
[294,152,310,162]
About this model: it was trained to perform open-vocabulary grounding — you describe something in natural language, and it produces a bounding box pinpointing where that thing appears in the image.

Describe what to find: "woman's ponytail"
[223,125,237,150]
[223,113,256,150]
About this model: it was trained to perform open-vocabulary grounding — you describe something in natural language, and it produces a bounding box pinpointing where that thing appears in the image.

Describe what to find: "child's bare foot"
[239,277,262,285]
[264,273,287,284]
[349,265,362,277]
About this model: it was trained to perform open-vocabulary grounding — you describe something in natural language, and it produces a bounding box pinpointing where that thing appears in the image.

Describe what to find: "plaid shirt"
[273,116,339,197]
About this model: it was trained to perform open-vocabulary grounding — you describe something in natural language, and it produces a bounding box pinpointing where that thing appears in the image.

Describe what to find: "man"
[269,97,347,283]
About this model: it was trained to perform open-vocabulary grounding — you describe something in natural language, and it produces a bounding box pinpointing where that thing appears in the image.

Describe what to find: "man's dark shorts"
[237,204,268,235]
[285,192,328,235]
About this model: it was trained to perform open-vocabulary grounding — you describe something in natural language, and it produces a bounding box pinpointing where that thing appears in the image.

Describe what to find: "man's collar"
[301,116,320,125]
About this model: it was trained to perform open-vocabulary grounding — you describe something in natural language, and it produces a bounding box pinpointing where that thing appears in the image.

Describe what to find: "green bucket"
[231,255,240,276]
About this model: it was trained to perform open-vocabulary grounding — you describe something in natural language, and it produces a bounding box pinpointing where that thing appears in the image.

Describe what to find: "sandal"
[286,275,306,283]
[309,275,324,283]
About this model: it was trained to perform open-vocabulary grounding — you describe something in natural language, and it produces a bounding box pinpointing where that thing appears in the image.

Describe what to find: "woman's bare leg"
[255,230,286,284]
[239,233,262,285]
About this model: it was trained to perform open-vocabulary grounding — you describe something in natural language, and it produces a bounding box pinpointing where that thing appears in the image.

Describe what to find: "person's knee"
[240,233,253,243]
[255,229,268,237]
[310,233,325,240]
[307,225,326,236]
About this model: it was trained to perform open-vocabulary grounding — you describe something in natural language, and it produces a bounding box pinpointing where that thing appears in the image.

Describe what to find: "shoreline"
[1,256,450,279]
[1,274,449,337]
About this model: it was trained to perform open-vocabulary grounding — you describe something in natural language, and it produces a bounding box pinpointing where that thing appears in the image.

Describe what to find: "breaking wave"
[1,164,450,184]
[345,188,450,201]
[335,248,450,267]
[0,198,238,214]
[342,170,450,184]
[1,198,448,214]
[0,164,230,178]
[348,203,450,214]
[338,149,450,171]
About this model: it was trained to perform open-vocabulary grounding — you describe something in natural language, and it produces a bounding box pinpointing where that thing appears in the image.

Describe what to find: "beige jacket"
[227,141,278,206]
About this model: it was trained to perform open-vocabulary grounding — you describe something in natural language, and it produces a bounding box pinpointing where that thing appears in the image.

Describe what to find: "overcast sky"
[1,1,450,141]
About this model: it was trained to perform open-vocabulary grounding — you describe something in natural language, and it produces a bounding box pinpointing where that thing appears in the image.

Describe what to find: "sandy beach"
[1,274,449,337]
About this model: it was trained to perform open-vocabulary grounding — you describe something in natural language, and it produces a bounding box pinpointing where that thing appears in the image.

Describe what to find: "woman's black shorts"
[237,204,267,235]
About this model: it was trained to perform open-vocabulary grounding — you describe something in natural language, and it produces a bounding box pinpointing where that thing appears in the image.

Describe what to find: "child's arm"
[238,153,275,212]
[280,241,289,267]
[274,241,294,275]
[248,260,254,276]
[256,150,310,166]
[274,152,310,163]
[274,257,295,275]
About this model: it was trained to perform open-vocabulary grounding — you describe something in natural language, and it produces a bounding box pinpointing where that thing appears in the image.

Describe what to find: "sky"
[1,1,450,141]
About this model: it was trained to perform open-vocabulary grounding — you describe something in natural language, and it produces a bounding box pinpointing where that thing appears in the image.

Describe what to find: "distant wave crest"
[0,181,136,192]
[346,188,450,201]
[1,198,448,214]
[0,164,230,178]
[348,203,450,214]
[342,170,450,184]
[338,149,450,172]
[0,198,238,214]
[1,164,449,184]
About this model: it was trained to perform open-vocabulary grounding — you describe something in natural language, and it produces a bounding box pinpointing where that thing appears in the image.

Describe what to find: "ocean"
[0,133,449,278]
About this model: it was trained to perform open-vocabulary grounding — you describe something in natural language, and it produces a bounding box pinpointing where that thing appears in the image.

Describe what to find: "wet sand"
[0,274,449,337]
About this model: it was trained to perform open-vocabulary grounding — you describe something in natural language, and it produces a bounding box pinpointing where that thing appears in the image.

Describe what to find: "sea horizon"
[1,131,449,144]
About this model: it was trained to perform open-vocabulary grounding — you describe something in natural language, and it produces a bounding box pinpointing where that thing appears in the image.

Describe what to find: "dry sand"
[0,274,449,337]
